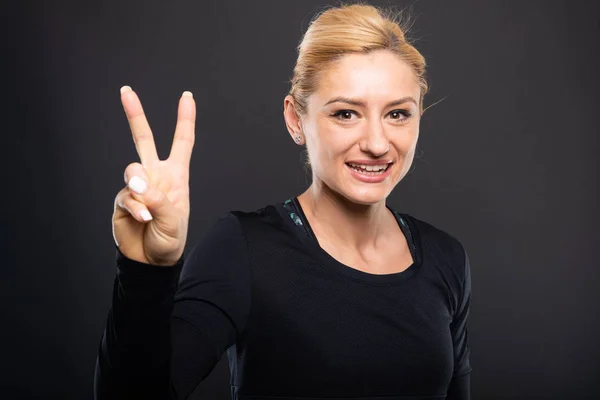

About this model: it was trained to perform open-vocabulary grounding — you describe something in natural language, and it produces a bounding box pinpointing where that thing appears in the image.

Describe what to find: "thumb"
[127,176,177,224]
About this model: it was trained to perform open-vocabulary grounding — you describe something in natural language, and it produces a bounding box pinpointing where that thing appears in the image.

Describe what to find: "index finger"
[120,86,160,167]
[168,91,196,168]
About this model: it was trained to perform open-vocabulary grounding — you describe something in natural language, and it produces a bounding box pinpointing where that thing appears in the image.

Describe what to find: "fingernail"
[120,85,132,94]
[140,209,153,221]
[182,91,193,98]
[128,176,147,195]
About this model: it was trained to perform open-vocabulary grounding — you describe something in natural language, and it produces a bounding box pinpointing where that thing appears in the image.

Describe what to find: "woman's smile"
[345,160,394,183]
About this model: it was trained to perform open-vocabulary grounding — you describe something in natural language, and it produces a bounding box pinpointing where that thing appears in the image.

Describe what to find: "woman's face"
[285,50,422,206]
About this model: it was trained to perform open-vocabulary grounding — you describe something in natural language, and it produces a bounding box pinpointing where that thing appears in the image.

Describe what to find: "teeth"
[348,163,388,171]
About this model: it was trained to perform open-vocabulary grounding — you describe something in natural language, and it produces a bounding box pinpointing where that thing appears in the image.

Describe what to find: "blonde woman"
[95,3,472,399]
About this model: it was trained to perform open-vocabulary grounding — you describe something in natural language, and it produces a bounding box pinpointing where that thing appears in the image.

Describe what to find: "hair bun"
[289,3,428,116]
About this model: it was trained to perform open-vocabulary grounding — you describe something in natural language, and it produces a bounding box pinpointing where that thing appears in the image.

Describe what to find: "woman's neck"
[296,181,394,252]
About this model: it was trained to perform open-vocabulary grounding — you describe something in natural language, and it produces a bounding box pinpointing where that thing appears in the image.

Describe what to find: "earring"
[294,135,302,144]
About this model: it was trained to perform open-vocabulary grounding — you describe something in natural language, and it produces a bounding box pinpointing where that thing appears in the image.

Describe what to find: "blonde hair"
[289,2,428,116]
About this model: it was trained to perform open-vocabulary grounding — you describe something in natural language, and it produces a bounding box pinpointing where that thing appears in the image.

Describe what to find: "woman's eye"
[331,110,356,120]
[389,110,411,122]
[331,109,412,122]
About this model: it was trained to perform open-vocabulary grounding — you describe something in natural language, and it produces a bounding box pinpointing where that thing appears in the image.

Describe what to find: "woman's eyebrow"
[323,96,417,108]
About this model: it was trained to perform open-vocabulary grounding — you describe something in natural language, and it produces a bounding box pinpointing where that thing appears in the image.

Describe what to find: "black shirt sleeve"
[446,247,473,399]
[94,213,251,400]
[446,373,470,400]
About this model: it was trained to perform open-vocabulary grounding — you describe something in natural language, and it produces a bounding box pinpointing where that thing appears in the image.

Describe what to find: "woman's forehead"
[312,51,421,107]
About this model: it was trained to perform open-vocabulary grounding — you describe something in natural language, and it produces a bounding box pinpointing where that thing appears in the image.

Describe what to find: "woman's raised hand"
[112,86,196,266]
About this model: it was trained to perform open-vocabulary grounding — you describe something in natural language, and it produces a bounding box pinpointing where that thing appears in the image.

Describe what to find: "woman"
[95,3,472,399]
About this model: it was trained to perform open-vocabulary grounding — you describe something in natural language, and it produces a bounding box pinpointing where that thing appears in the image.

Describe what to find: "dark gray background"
[3,0,599,398]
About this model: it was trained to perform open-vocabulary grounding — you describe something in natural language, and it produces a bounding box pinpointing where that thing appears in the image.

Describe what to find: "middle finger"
[120,86,160,167]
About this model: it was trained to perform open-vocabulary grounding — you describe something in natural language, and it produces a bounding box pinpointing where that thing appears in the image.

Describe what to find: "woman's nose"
[360,123,390,156]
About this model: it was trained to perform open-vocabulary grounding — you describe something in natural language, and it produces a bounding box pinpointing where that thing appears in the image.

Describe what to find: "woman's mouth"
[344,161,394,183]
[345,162,391,175]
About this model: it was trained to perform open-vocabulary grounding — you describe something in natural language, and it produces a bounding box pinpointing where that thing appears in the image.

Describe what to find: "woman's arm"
[94,213,251,400]
[446,372,471,400]
[447,247,473,400]
[94,246,183,399]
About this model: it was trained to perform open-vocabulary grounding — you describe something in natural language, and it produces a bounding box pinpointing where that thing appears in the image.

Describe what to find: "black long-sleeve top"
[94,197,472,399]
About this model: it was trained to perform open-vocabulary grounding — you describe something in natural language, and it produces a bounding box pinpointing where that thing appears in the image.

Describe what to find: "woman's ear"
[283,95,304,145]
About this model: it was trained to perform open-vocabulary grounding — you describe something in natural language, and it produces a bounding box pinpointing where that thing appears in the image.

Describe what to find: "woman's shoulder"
[185,203,281,263]
[214,200,286,234]
[401,212,461,243]
[226,201,282,223]
[399,211,468,266]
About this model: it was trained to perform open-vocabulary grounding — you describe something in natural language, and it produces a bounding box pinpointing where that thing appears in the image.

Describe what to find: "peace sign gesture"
[112,86,196,266]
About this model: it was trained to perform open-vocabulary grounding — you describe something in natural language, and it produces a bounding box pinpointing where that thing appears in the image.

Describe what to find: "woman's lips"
[345,162,393,183]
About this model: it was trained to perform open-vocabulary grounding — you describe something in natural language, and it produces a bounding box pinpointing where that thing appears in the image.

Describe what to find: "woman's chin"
[337,165,398,205]
[320,174,395,206]
[342,188,390,206]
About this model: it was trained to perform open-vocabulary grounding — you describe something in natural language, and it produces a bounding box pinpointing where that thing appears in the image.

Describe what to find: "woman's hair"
[288,2,428,116]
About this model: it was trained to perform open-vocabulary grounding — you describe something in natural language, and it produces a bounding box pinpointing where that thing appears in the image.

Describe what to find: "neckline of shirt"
[274,197,423,286]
